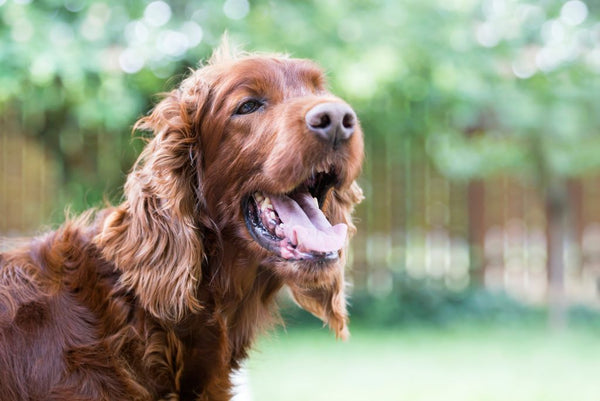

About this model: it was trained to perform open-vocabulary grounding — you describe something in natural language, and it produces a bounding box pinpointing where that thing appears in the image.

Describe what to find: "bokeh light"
[144,1,172,27]
[223,0,250,20]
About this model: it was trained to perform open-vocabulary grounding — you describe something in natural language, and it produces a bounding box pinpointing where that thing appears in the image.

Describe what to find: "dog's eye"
[235,99,263,115]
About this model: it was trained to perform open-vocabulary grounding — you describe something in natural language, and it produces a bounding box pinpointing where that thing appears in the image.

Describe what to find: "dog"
[0,43,364,400]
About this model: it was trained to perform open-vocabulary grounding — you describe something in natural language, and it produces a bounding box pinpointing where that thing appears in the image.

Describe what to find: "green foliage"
[349,276,543,327]
[1,0,599,213]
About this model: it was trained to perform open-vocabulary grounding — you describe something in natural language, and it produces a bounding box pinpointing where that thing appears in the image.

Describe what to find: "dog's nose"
[305,102,356,145]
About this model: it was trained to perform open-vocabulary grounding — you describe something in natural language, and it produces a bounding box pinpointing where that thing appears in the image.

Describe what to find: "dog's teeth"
[316,165,329,174]
[262,196,272,210]
[255,192,264,202]
[313,197,318,207]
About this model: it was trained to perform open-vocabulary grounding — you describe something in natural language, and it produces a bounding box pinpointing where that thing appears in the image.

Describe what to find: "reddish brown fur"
[0,45,363,400]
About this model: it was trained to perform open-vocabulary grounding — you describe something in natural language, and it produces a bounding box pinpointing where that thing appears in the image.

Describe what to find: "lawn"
[241,324,600,401]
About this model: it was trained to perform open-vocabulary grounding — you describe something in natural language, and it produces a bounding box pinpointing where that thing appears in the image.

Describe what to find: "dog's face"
[108,51,363,333]
[189,55,364,283]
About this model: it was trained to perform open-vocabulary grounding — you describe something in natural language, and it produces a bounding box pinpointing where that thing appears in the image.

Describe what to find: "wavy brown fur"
[0,44,364,401]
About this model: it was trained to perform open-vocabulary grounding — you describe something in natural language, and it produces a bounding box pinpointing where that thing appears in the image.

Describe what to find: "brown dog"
[0,44,364,400]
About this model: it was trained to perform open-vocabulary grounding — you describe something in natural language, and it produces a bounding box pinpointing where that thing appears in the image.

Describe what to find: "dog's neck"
[173,242,283,398]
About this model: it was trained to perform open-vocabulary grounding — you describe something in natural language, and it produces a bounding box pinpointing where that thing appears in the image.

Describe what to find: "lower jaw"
[272,256,343,284]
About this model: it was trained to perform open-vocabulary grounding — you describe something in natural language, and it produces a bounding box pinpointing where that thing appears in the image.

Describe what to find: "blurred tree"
[423,0,600,328]
[0,0,219,208]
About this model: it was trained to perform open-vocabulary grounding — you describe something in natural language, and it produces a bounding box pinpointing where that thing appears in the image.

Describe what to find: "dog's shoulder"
[0,208,118,327]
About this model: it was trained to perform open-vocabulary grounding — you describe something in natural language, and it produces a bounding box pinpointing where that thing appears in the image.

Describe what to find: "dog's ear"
[289,181,364,340]
[97,73,211,323]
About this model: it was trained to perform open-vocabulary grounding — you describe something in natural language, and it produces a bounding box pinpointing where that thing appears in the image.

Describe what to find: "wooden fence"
[2,131,600,307]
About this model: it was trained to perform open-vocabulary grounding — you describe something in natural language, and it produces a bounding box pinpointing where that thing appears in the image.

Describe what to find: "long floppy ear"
[97,73,210,323]
[289,181,364,340]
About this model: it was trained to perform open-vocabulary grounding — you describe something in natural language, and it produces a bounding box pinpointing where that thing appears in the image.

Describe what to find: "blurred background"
[1,0,600,399]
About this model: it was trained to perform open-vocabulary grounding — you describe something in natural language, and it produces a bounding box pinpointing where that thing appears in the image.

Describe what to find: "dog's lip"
[242,193,342,262]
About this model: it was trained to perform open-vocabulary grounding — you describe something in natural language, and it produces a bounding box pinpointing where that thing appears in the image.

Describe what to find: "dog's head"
[98,43,363,338]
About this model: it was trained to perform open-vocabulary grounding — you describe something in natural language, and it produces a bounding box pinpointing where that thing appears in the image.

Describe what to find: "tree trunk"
[468,179,486,284]
[545,181,568,331]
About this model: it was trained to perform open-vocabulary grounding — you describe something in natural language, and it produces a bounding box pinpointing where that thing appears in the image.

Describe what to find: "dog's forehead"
[217,57,327,97]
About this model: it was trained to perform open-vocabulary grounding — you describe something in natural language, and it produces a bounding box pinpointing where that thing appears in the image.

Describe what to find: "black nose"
[305,102,356,145]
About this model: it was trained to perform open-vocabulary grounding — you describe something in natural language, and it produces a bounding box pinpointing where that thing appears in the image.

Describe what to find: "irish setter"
[0,44,363,400]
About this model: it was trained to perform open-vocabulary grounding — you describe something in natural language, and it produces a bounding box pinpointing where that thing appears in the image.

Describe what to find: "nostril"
[309,113,331,130]
[342,112,355,130]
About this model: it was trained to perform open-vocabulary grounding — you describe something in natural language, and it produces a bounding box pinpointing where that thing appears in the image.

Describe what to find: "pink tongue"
[271,193,347,253]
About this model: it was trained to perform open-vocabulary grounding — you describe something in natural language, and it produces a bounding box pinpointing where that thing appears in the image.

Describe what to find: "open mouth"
[243,168,347,261]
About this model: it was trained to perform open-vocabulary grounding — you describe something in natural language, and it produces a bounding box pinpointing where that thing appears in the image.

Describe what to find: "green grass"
[244,324,600,401]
